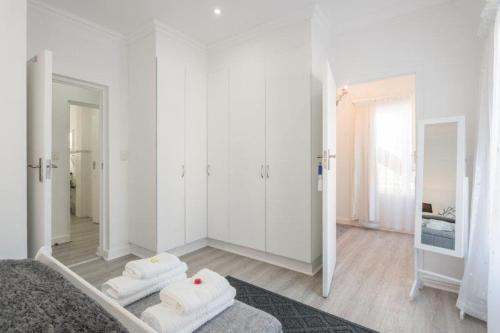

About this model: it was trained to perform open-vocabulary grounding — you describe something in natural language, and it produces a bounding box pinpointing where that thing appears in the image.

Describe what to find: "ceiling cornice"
[331,0,456,37]
[126,19,207,52]
[28,0,125,41]
[207,3,317,53]
[154,20,206,51]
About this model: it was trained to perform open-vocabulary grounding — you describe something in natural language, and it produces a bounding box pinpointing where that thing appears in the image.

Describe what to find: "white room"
[0,0,499,332]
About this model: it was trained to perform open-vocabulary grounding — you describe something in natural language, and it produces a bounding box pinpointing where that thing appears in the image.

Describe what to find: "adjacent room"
[51,79,103,266]
[0,0,499,332]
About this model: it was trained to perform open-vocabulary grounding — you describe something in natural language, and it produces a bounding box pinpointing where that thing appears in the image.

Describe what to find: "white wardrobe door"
[185,65,208,243]
[229,60,266,251]
[207,70,230,242]
[266,47,311,262]
[157,59,186,252]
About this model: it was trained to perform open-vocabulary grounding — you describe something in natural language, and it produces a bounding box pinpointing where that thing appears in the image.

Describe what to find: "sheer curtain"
[458,1,499,324]
[352,97,415,233]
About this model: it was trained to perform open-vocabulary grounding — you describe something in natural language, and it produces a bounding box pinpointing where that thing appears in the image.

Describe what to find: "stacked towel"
[125,253,183,279]
[141,288,235,333]
[159,269,232,314]
[141,269,236,333]
[102,253,187,307]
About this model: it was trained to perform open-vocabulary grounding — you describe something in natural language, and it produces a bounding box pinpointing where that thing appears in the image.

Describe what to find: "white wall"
[52,82,99,244]
[28,1,129,258]
[127,31,157,253]
[330,0,482,280]
[0,0,27,259]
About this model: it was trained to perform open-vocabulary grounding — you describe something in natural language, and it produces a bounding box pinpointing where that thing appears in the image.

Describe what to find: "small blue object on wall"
[318,164,323,176]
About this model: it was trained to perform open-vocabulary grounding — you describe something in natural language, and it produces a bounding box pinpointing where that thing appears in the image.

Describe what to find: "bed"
[421,214,455,250]
[0,247,282,333]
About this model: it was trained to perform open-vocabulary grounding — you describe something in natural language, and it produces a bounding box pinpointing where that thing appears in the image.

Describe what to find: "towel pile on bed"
[141,268,236,333]
[102,253,187,306]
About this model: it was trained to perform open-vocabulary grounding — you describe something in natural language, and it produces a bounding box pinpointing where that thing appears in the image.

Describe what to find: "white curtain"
[352,97,415,233]
[457,2,499,324]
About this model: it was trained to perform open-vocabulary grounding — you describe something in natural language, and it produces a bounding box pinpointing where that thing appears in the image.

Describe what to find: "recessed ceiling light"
[214,8,222,16]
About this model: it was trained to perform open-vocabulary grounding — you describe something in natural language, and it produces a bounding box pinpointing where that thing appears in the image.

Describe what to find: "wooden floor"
[52,216,99,266]
[71,226,486,333]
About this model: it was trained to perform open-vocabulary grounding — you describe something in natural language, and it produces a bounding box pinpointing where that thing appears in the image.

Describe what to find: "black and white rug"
[227,276,378,333]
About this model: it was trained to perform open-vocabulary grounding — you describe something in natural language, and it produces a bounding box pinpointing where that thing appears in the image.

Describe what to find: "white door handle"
[260,165,264,179]
[181,165,185,178]
[266,165,270,179]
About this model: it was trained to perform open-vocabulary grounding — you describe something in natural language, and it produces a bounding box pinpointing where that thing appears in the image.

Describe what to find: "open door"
[322,62,337,297]
[27,50,53,257]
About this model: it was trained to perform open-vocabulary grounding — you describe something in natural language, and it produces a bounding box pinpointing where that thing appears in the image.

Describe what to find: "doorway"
[336,74,416,234]
[51,76,105,267]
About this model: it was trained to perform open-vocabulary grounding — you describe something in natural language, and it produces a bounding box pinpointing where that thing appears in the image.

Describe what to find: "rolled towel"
[159,269,231,314]
[141,287,236,333]
[103,263,187,301]
[125,253,182,280]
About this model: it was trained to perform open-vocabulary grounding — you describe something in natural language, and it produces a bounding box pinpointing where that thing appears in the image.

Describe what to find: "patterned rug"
[227,276,378,333]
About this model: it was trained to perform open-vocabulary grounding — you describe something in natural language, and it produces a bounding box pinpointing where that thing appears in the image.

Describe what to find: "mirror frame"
[414,116,468,258]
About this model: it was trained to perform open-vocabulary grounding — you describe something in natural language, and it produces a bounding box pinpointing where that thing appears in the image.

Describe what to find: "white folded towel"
[125,253,182,280]
[141,287,236,333]
[159,268,231,314]
[110,274,186,307]
[102,263,187,304]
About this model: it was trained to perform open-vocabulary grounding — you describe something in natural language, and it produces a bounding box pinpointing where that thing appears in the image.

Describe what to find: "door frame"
[53,74,109,258]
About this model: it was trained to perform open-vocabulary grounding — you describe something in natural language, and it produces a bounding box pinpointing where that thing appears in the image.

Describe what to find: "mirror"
[415,117,467,257]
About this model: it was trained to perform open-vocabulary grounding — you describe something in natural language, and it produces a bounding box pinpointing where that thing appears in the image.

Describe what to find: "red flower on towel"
[194,278,202,285]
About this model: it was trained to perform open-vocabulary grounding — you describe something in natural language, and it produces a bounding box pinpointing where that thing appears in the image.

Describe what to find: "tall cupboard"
[128,23,208,254]
[207,31,320,265]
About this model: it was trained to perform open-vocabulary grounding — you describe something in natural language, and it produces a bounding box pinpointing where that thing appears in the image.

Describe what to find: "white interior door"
[27,50,53,257]
[322,62,337,297]
[90,108,100,223]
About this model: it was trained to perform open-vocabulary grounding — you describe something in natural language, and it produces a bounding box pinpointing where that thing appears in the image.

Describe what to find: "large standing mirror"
[415,116,468,257]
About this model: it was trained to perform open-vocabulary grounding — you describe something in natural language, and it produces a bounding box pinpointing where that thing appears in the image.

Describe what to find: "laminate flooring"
[71,226,487,333]
[52,215,99,266]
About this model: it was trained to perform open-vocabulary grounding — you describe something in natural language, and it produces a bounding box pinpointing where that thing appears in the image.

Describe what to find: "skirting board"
[129,239,208,259]
[419,269,461,294]
[121,238,322,276]
[207,239,322,276]
[52,234,71,245]
[337,217,354,225]
[103,245,131,261]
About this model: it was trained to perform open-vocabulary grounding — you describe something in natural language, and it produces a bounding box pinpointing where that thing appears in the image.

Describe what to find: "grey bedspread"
[126,293,282,333]
[422,226,455,249]
[0,259,127,333]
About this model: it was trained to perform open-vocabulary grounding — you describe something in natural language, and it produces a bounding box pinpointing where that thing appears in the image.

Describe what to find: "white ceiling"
[34,0,454,44]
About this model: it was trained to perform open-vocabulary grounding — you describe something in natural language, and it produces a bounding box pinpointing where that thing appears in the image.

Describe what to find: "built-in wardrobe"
[206,16,328,273]
[128,14,328,274]
[128,22,208,256]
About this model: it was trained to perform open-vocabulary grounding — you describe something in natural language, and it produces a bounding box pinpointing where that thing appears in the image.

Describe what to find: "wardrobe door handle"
[260,165,264,179]
[266,165,270,179]
[207,164,211,176]
[181,165,185,178]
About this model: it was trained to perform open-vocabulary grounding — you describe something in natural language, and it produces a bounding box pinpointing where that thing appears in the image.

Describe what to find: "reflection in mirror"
[421,123,457,250]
